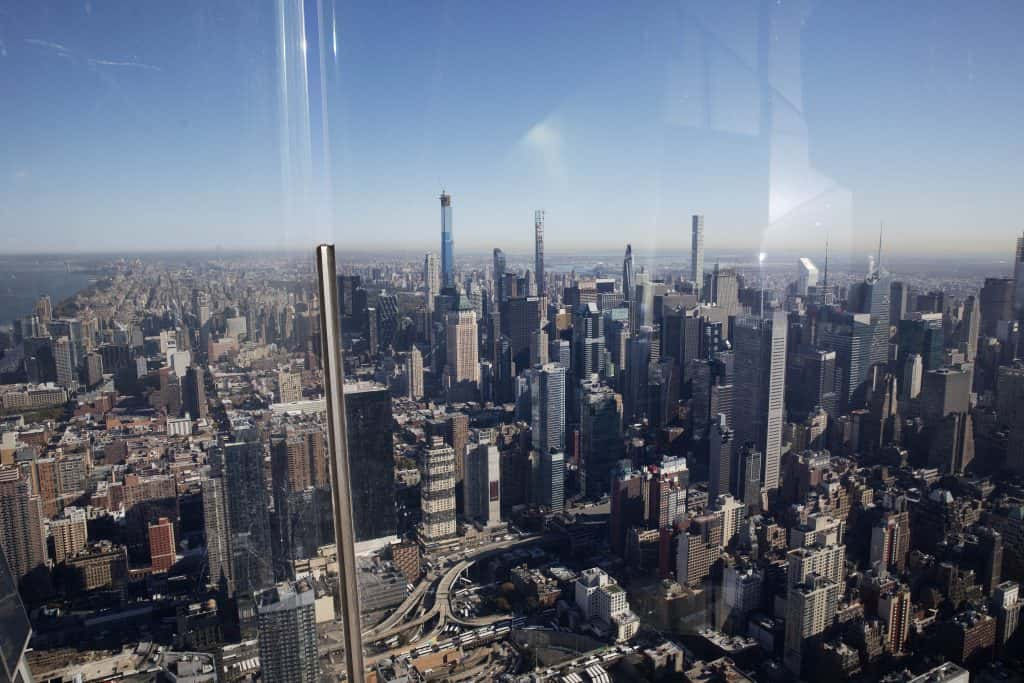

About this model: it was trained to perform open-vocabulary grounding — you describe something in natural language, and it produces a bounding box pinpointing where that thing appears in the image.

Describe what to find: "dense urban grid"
[1,198,1023,683]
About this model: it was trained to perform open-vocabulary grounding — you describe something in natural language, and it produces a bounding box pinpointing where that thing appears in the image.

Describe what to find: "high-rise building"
[870,511,910,574]
[797,257,819,296]
[691,215,704,296]
[535,210,545,297]
[256,581,320,683]
[622,245,634,303]
[465,441,501,526]
[531,363,566,454]
[734,446,762,515]
[708,414,734,498]
[424,252,441,309]
[573,303,606,381]
[420,437,457,544]
[344,382,397,544]
[784,575,840,677]
[0,544,34,683]
[54,335,77,390]
[579,377,623,499]
[503,295,545,372]
[879,583,912,654]
[444,298,479,401]
[202,477,234,591]
[530,328,549,367]
[818,308,874,411]
[183,365,208,420]
[492,248,506,304]
[50,507,88,564]
[539,450,565,513]
[149,517,176,573]
[1015,233,1024,318]
[440,192,455,290]
[224,441,274,595]
[993,581,1022,648]
[0,467,45,584]
[406,347,424,400]
[732,312,787,493]
[980,277,1015,338]
[890,280,911,325]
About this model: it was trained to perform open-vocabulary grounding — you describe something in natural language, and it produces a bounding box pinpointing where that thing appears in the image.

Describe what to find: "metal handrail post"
[315,244,365,682]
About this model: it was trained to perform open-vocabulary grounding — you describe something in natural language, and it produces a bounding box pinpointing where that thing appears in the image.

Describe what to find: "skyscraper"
[406,347,424,400]
[465,441,501,526]
[733,312,786,493]
[784,576,840,677]
[0,467,45,585]
[797,257,819,296]
[424,252,441,310]
[256,581,320,683]
[420,437,457,544]
[573,303,606,381]
[202,477,233,591]
[579,377,623,499]
[344,382,397,544]
[1015,233,1024,318]
[184,365,208,419]
[440,192,455,290]
[691,215,704,296]
[224,441,274,595]
[444,297,480,401]
[622,244,634,303]
[708,413,733,498]
[0,544,33,683]
[539,450,565,513]
[492,248,506,304]
[535,210,545,297]
[531,363,566,454]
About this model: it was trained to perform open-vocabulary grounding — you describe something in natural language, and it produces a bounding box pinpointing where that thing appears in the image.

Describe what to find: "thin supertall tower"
[623,244,634,302]
[691,215,705,296]
[534,210,545,298]
[440,192,454,290]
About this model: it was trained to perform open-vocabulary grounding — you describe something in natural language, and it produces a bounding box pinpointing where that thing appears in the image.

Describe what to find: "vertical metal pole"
[315,244,365,683]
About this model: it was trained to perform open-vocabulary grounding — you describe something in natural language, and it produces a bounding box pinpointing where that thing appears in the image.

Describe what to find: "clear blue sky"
[2,1,1022,258]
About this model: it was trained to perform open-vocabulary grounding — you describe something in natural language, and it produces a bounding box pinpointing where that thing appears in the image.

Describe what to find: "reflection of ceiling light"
[758,252,767,264]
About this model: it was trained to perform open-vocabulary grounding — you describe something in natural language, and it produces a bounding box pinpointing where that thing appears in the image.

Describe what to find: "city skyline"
[3,2,1023,254]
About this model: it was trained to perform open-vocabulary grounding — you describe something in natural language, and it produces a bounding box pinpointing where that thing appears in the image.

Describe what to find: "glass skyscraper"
[440,192,454,290]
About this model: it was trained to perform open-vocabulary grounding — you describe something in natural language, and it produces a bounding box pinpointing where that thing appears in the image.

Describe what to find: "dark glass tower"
[344,382,397,543]
[224,441,274,596]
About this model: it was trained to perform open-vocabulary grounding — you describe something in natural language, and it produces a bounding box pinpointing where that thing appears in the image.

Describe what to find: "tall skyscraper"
[406,347,424,399]
[531,363,566,454]
[185,366,208,419]
[465,440,501,526]
[503,295,545,372]
[708,414,734,498]
[224,441,274,595]
[440,192,455,290]
[981,277,1015,337]
[534,210,545,297]
[573,303,606,381]
[539,450,565,513]
[492,248,506,304]
[202,477,234,591]
[0,467,45,585]
[797,257,819,296]
[691,215,705,296]
[420,437,457,544]
[444,297,480,401]
[344,382,397,544]
[622,245,634,303]
[54,336,77,390]
[0,544,33,683]
[733,312,787,493]
[579,377,623,499]
[256,581,320,683]
[1015,233,1024,318]
[424,252,441,309]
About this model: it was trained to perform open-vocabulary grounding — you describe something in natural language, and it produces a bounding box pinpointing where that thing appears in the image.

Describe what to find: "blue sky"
[2,1,1022,258]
